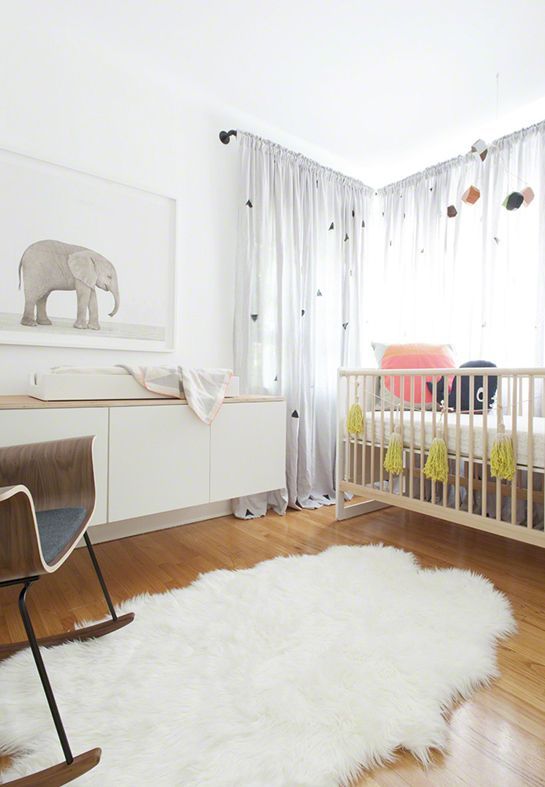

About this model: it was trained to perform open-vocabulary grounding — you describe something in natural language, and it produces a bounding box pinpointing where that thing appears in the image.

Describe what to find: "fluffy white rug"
[0,545,515,786]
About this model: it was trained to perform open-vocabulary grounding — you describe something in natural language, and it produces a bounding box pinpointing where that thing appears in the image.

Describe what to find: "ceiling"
[12,0,545,186]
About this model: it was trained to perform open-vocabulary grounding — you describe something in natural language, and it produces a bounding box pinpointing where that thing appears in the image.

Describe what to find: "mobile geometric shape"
[503,192,524,211]
[470,139,488,161]
[462,186,481,205]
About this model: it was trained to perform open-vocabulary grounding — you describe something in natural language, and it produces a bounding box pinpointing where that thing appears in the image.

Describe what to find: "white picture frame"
[0,147,177,352]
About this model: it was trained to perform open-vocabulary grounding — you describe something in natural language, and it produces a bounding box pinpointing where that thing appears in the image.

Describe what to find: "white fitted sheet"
[363,410,545,470]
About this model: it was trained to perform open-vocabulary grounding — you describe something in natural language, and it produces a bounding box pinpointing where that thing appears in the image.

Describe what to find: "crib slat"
[380,375,385,489]
[528,375,534,529]
[389,375,394,494]
[468,375,474,515]
[370,374,376,488]
[496,377,502,521]
[344,375,350,482]
[399,373,405,496]
[482,375,488,519]
[443,374,448,507]
[420,375,425,501]
[353,377,360,486]
[409,374,415,499]
[511,375,518,526]
[455,372,461,510]
[361,375,367,486]
[431,376,437,505]
[336,372,346,518]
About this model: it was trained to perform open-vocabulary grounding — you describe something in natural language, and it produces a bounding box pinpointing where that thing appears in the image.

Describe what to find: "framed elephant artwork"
[0,147,176,351]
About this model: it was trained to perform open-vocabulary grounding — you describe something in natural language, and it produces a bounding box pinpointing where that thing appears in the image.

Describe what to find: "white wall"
[0,9,359,395]
[0,16,240,393]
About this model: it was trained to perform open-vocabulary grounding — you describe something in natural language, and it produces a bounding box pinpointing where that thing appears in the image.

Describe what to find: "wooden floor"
[1,504,545,786]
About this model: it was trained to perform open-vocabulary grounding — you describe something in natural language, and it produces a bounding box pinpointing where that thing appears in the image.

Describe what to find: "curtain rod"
[219,129,237,144]
[378,117,545,193]
[218,128,372,191]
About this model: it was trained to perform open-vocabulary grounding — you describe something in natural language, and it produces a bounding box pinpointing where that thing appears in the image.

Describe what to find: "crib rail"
[337,367,545,548]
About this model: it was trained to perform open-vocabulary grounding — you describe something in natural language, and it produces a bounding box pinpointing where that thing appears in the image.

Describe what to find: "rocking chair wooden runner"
[0,436,134,786]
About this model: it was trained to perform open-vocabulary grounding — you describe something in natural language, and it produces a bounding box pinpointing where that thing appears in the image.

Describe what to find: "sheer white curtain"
[233,132,374,516]
[233,123,545,517]
[366,121,545,368]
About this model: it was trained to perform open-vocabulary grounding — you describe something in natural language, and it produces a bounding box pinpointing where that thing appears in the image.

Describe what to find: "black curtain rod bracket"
[219,129,237,144]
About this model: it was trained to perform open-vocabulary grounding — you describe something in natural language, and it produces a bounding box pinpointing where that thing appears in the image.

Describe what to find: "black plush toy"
[428,360,497,412]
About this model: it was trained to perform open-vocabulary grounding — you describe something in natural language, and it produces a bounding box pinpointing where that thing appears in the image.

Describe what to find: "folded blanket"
[121,366,232,425]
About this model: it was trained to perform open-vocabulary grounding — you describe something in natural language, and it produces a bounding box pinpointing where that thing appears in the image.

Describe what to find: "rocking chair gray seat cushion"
[35,507,87,566]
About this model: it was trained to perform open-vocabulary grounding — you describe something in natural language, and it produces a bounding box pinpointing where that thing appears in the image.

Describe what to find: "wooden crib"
[336,367,545,548]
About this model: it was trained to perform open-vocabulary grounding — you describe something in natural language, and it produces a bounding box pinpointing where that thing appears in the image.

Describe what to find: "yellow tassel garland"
[384,429,403,475]
[423,435,449,483]
[346,403,364,435]
[490,424,516,481]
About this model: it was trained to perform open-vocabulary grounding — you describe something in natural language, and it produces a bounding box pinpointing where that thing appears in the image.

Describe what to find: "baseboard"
[84,500,234,544]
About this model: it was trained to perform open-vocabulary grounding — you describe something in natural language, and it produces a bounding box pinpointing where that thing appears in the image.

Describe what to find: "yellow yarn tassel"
[491,424,516,481]
[384,428,403,475]
[423,433,449,483]
[346,403,364,435]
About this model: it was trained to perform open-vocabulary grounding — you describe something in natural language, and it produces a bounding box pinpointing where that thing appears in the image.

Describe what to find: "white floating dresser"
[0,395,286,538]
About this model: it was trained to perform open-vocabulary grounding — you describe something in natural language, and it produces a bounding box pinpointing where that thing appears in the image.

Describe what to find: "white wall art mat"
[0,148,176,351]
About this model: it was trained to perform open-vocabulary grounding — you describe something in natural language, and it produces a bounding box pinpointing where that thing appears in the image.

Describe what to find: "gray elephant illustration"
[18,239,120,330]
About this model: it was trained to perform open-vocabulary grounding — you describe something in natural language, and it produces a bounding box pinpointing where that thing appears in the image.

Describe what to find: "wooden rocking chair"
[0,436,135,786]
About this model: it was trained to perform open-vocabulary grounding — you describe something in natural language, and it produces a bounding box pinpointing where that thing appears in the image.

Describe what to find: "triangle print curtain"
[233,132,374,517]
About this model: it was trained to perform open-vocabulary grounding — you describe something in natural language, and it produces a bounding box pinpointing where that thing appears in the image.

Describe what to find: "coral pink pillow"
[379,343,456,405]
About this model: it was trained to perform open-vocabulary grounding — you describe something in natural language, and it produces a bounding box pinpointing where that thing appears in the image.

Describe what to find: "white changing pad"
[51,366,128,375]
[29,368,240,401]
[363,410,545,470]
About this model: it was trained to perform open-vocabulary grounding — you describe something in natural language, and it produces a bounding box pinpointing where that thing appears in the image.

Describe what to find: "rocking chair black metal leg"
[84,531,117,621]
[18,580,74,766]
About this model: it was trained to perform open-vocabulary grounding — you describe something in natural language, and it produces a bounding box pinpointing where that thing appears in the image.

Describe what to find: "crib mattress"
[363,411,545,470]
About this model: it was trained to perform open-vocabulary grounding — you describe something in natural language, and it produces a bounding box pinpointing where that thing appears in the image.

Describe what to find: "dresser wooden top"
[0,395,285,410]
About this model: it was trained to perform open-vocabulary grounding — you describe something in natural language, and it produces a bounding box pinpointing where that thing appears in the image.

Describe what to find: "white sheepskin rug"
[0,545,515,786]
